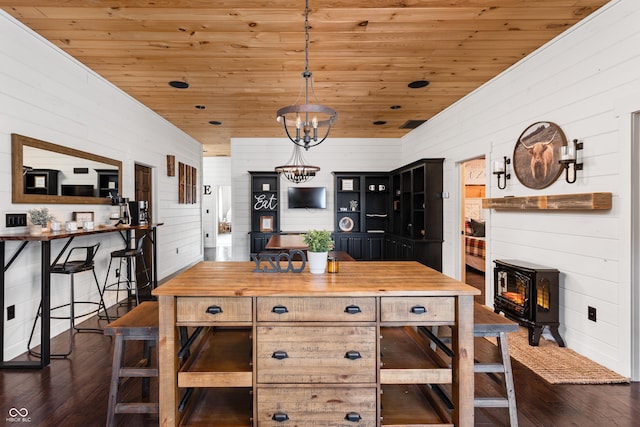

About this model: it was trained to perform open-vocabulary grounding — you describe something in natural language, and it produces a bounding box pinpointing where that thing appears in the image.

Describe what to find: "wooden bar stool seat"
[473,303,519,427]
[104,301,159,427]
[422,302,519,426]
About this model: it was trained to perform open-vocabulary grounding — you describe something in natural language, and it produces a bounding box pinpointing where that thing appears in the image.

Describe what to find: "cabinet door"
[366,235,385,260]
[335,234,365,260]
[251,233,271,253]
[349,235,365,259]
[385,237,398,260]
[400,239,414,259]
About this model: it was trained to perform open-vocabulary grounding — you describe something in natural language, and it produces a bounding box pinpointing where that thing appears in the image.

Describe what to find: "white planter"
[29,225,43,235]
[307,251,328,274]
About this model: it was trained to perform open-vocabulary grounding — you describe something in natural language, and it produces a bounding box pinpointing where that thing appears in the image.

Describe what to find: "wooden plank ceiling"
[0,0,609,156]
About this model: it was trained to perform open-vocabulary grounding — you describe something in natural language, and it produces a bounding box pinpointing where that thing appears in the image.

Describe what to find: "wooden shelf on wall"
[482,192,612,211]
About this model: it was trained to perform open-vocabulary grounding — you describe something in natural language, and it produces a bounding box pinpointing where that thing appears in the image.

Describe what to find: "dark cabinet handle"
[272,351,289,360]
[344,305,361,314]
[344,350,362,360]
[345,412,362,422]
[410,305,426,315]
[272,413,289,422]
[272,305,289,314]
[205,305,223,315]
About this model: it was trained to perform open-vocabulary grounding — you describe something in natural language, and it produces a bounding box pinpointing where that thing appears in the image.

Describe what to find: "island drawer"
[257,297,376,322]
[256,326,376,383]
[256,386,377,427]
[176,297,252,323]
[380,297,455,323]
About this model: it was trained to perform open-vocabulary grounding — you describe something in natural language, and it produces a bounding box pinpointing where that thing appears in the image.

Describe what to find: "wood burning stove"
[493,259,565,347]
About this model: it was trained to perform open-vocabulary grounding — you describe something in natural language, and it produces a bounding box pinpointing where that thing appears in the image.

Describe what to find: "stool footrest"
[119,367,159,378]
[115,403,159,414]
[474,397,510,408]
[474,363,507,373]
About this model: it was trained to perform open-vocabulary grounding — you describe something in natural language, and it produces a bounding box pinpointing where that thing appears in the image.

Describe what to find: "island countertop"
[152,260,480,297]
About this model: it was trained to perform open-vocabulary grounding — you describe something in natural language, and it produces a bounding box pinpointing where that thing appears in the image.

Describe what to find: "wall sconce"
[559,139,583,184]
[493,156,511,190]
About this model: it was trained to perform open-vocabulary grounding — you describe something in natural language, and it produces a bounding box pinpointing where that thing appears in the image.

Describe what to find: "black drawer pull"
[345,412,362,422]
[344,305,362,314]
[272,413,289,422]
[272,351,289,360]
[271,305,289,314]
[345,350,362,360]
[410,305,427,315]
[205,305,223,315]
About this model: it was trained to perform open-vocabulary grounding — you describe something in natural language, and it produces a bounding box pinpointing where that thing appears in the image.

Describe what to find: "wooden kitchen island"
[153,261,479,426]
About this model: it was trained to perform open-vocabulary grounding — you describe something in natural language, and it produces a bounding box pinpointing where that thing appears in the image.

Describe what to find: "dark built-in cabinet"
[249,172,280,254]
[24,168,59,195]
[387,159,444,270]
[248,161,443,269]
[333,160,444,270]
[332,172,389,260]
[96,169,119,198]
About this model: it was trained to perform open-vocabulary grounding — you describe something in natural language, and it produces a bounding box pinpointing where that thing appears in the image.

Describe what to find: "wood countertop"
[265,234,306,250]
[152,261,480,297]
[0,223,162,241]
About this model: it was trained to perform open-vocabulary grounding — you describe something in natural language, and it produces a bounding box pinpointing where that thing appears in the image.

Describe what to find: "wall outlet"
[7,305,15,320]
[588,306,597,322]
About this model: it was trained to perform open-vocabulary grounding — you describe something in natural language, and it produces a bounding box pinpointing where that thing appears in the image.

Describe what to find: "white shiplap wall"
[202,157,232,247]
[401,0,639,376]
[230,138,402,260]
[0,12,203,360]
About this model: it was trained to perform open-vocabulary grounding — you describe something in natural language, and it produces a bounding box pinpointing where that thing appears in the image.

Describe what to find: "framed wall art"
[513,121,566,189]
[260,215,274,232]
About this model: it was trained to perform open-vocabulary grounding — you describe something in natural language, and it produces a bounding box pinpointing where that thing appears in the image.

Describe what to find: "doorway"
[134,163,153,298]
[461,157,486,303]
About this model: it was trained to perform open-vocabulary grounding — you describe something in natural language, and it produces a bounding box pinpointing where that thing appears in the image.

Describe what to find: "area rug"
[486,327,630,385]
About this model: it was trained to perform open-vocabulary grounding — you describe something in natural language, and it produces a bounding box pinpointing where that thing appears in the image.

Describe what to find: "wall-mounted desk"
[0,223,161,369]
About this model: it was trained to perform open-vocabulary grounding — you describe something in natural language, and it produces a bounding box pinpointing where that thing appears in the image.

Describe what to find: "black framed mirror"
[11,133,122,204]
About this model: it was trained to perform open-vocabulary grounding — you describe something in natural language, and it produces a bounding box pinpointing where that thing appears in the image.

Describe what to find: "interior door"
[134,163,153,299]
[460,158,486,303]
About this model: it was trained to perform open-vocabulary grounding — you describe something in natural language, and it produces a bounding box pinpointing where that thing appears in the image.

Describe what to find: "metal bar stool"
[101,235,151,318]
[28,242,109,358]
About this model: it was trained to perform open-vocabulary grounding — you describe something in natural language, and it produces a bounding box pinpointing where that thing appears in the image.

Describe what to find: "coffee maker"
[129,200,149,226]
[111,196,130,225]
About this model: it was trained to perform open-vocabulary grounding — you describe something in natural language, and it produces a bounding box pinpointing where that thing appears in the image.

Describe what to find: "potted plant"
[28,207,55,235]
[302,229,334,274]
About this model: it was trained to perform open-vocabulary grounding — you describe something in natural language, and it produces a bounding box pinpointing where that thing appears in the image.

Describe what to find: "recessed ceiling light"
[195,105,206,110]
[208,120,222,126]
[373,120,387,126]
[168,80,189,89]
[390,105,402,110]
[408,80,429,89]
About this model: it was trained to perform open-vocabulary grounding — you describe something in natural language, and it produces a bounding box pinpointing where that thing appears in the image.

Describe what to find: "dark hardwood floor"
[2,273,639,426]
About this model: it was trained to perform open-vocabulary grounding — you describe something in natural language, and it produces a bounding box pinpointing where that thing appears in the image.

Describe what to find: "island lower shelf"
[177,325,454,426]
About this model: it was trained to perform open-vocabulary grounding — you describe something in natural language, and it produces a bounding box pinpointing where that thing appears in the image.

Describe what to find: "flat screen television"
[288,187,326,209]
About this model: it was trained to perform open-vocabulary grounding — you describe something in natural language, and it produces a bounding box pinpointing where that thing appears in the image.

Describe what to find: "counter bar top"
[153,261,479,297]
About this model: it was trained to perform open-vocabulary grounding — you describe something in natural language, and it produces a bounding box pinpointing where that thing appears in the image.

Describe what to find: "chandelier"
[276,0,337,150]
[275,144,320,184]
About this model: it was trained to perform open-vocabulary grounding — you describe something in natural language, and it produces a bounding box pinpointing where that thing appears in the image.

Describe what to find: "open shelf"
[482,192,612,210]
[179,387,253,427]
[380,384,452,426]
[380,327,451,384]
[179,327,253,388]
